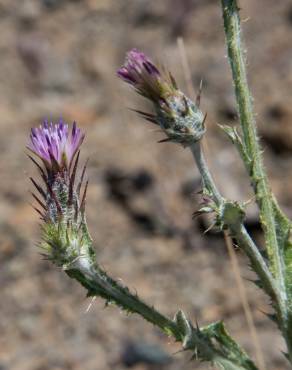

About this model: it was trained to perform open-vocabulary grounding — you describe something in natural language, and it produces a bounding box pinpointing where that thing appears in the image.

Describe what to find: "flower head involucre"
[118,49,206,145]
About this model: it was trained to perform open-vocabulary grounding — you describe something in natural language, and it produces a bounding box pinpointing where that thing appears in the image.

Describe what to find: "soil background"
[1,1,292,369]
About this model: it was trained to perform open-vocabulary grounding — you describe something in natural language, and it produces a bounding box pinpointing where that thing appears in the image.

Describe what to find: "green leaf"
[202,321,258,370]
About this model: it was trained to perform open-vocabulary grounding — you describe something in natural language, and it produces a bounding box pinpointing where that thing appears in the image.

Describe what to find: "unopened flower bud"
[118,49,206,145]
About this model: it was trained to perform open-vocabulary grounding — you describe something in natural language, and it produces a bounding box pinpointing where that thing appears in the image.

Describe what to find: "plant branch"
[176,36,265,369]
[223,231,266,370]
[220,0,292,359]
[220,0,286,305]
[67,257,181,339]
[190,142,279,306]
[63,255,258,370]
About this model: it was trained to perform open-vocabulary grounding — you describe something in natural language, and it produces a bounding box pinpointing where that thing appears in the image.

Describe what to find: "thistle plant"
[28,1,292,369]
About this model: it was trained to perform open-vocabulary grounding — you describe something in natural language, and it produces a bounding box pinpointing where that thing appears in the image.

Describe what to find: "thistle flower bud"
[28,120,94,268]
[118,49,206,145]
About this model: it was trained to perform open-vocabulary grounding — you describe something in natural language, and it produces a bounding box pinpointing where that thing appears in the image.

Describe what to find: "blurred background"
[1,0,292,369]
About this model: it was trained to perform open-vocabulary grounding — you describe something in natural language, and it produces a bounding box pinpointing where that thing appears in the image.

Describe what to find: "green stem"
[219,6,292,361]
[190,142,279,303]
[220,0,287,307]
[64,255,257,370]
[68,257,181,339]
[190,141,223,204]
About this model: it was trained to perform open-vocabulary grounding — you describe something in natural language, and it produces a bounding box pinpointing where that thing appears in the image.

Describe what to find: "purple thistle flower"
[28,120,92,267]
[28,120,85,171]
[28,119,88,230]
[117,49,176,102]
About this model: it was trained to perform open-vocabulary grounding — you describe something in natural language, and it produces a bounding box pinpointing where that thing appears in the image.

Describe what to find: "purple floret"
[28,120,85,170]
[120,49,159,77]
[117,49,163,99]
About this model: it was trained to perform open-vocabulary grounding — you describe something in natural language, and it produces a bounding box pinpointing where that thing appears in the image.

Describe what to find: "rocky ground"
[1,0,292,369]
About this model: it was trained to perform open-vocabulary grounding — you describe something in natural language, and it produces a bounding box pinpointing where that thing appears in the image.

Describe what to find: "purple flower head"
[117,49,176,102]
[28,120,85,172]
[118,49,206,145]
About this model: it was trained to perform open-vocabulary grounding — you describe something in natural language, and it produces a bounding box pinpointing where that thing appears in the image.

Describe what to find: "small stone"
[121,340,172,367]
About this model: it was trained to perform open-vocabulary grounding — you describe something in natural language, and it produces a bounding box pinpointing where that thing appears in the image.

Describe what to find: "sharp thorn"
[202,112,207,129]
[182,95,189,117]
[158,137,172,143]
[129,108,155,118]
[80,180,89,213]
[68,151,80,206]
[29,202,45,218]
[27,154,46,179]
[29,177,46,199]
[169,71,178,89]
[31,192,47,210]
[144,117,159,125]
[77,159,88,197]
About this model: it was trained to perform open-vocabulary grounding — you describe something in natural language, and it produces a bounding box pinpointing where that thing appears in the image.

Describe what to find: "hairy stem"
[68,257,181,339]
[64,255,258,370]
[220,0,286,301]
[220,0,290,357]
[190,142,279,307]
[190,141,222,204]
